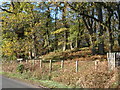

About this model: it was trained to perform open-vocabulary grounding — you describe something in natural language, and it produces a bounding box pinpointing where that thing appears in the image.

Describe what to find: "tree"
[1,1,119,61]
[97,3,104,54]
[62,2,69,51]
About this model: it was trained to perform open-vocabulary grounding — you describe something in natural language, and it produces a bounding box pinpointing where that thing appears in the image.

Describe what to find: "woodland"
[0,1,120,60]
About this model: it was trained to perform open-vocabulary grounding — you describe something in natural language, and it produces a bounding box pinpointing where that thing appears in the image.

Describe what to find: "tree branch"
[67,3,99,21]
[67,2,108,29]
[0,7,14,14]
[11,1,15,10]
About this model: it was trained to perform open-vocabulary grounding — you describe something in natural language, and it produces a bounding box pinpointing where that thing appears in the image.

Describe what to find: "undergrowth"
[2,48,119,88]
[2,60,119,88]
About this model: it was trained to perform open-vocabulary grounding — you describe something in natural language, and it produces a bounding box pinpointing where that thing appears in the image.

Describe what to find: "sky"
[0,0,10,3]
[0,0,9,5]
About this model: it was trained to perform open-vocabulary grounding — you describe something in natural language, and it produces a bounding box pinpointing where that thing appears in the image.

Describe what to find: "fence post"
[107,53,116,70]
[116,52,120,67]
[76,60,78,73]
[33,59,35,65]
[113,53,116,69]
[40,60,42,68]
[61,60,64,69]
[26,59,28,64]
[107,53,110,69]
[49,60,52,73]
[95,60,99,70]
[11,60,13,64]
[20,60,21,64]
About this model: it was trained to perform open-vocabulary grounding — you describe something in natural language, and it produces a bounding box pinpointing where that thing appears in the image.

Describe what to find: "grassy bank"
[2,60,118,88]
[1,71,72,88]
[2,48,119,88]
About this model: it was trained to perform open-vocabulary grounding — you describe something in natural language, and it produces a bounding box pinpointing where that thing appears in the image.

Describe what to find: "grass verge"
[1,71,73,88]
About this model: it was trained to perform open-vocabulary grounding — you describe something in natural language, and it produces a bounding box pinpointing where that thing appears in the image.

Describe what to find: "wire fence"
[15,59,108,74]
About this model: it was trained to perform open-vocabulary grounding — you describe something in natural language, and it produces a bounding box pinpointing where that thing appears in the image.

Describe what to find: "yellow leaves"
[52,28,68,34]
[24,32,30,36]
[2,41,14,56]
[58,41,64,46]
[35,22,41,27]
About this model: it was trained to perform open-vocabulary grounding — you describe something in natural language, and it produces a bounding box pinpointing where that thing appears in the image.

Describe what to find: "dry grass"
[2,60,119,88]
[42,48,107,62]
[2,48,119,88]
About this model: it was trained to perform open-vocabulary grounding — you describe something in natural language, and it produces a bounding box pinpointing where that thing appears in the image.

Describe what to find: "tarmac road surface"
[1,75,49,90]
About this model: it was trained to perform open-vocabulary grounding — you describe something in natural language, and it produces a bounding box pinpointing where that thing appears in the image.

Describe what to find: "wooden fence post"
[76,60,78,73]
[107,53,116,70]
[95,60,99,70]
[40,60,42,68]
[11,60,13,64]
[107,53,110,69]
[49,60,52,73]
[33,59,35,65]
[26,59,28,64]
[61,60,64,69]
[20,60,21,64]
[113,53,116,69]
[116,52,120,67]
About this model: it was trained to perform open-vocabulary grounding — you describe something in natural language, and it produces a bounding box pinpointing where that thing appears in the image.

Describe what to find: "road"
[1,75,48,89]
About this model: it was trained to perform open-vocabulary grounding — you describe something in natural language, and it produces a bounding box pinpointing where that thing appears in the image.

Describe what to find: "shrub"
[76,69,114,88]
[2,61,17,73]
[16,64,24,74]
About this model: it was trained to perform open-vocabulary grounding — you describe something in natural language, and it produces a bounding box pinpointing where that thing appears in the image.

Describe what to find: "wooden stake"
[26,59,28,64]
[76,60,78,73]
[33,59,35,65]
[95,60,99,70]
[40,60,42,68]
[49,60,52,73]
[61,60,64,69]
[20,60,21,64]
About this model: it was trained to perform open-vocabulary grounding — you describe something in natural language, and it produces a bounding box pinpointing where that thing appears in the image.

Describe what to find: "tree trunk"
[82,16,96,55]
[85,36,90,47]
[97,4,104,54]
[45,6,51,53]
[76,37,81,48]
[54,6,58,50]
[32,33,37,59]
[62,3,69,51]
[118,2,120,30]
[28,45,32,59]
[54,34,58,50]
[63,30,69,51]
[76,17,81,48]
[108,12,113,52]
[90,34,96,55]
[70,40,74,50]
[117,2,120,46]
[118,35,120,47]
